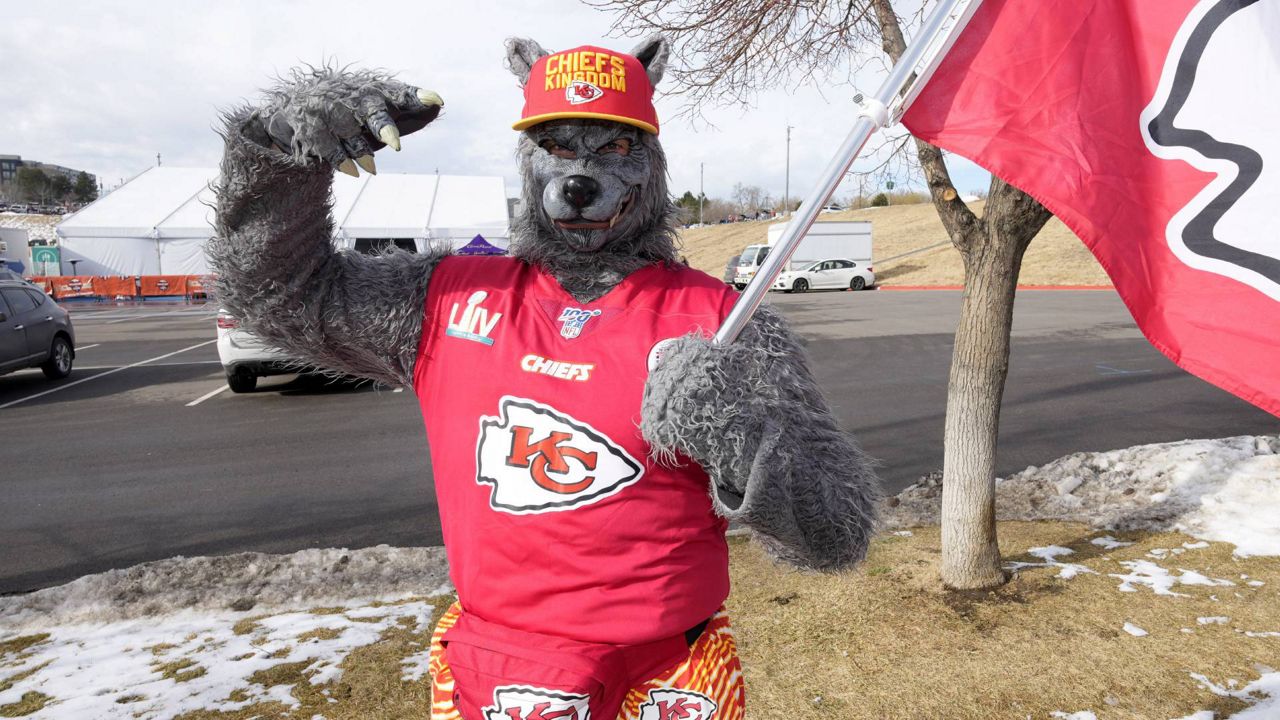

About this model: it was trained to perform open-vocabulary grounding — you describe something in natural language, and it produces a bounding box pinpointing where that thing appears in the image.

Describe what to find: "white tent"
[56,166,510,276]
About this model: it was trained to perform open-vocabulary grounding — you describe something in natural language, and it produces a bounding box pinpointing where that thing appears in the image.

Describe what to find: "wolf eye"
[597,138,632,156]
[539,139,576,159]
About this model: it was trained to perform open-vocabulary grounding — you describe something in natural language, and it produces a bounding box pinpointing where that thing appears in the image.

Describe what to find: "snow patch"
[401,647,434,683]
[1177,458,1280,557]
[1189,669,1280,718]
[1050,712,1098,720]
[0,600,442,719]
[1197,616,1230,625]
[1056,476,1083,496]
[1005,546,1097,580]
[1090,536,1135,550]
[1109,561,1233,597]
[0,213,60,243]
[885,435,1280,557]
[0,544,452,631]
[1123,622,1148,637]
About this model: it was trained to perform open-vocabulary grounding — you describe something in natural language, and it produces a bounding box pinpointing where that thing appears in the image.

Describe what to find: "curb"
[879,284,1113,291]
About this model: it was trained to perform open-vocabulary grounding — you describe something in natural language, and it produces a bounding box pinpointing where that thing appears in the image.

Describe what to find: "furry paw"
[641,307,882,571]
[241,66,444,174]
[641,327,779,476]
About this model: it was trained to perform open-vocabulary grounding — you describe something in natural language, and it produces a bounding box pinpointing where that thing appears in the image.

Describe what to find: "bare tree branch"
[589,0,881,117]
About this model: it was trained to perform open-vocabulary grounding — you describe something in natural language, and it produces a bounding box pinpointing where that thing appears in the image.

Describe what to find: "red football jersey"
[413,256,739,645]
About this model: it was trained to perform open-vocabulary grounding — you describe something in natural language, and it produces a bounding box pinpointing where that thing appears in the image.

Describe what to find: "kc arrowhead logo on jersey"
[638,689,717,720]
[476,396,643,514]
[484,685,591,720]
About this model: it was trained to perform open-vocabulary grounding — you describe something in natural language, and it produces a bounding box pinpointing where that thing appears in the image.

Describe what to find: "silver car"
[0,279,75,379]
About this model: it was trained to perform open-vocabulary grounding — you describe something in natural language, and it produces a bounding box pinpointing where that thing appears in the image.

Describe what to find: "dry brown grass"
[0,691,50,717]
[231,618,264,636]
[729,522,1278,719]
[678,202,1113,287]
[0,661,50,694]
[13,530,1275,719]
[0,636,48,659]
[297,627,345,643]
[153,658,208,683]
[172,597,451,720]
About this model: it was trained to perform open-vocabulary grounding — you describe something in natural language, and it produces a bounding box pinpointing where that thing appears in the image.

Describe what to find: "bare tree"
[731,182,767,216]
[595,0,1053,589]
[701,197,738,223]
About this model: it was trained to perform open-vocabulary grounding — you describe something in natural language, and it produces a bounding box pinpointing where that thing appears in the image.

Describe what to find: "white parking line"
[73,360,221,370]
[103,312,214,325]
[76,343,101,351]
[0,339,218,410]
[186,384,230,407]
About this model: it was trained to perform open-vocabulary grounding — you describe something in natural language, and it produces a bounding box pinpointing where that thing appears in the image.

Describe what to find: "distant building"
[0,154,96,188]
[0,155,21,186]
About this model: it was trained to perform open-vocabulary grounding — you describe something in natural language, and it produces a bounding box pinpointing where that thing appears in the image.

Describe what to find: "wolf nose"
[562,176,601,210]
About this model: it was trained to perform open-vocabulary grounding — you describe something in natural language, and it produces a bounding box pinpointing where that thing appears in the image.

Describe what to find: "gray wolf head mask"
[504,37,680,286]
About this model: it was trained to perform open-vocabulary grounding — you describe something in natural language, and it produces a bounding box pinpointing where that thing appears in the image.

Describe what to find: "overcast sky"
[0,0,990,202]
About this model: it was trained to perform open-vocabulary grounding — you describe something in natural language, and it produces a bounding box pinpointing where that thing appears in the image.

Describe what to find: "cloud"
[0,0,990,200]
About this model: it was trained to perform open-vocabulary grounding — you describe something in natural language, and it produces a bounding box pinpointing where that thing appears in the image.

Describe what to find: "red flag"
[903,0,1280,417]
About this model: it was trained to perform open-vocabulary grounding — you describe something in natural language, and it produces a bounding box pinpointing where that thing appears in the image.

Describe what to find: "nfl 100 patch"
[557,307,602,339]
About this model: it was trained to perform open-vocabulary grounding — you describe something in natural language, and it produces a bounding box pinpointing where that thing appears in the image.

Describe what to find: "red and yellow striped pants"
[426,602,745,720]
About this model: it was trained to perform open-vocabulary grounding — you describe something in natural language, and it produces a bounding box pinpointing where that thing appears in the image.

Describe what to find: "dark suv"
[0,280,75,379]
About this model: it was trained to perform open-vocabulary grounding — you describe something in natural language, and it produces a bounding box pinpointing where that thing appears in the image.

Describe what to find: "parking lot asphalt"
[1,290,1275,593]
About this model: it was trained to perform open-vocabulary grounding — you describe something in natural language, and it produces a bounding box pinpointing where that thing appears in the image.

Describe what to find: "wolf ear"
[630,35,671,88]
[505,38,551,87]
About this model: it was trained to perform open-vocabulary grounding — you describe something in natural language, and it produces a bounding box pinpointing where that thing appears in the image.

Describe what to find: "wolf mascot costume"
[210,36,879,720]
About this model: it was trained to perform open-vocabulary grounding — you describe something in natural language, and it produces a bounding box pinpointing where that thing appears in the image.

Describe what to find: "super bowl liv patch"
[446,290,502,346]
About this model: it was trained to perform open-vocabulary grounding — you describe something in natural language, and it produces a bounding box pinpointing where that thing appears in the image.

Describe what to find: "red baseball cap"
[513,45,659,135]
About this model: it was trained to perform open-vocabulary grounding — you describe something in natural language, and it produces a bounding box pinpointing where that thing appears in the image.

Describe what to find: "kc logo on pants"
[476,396,643,514]
[484,685,591,720]
[638,689,718,720]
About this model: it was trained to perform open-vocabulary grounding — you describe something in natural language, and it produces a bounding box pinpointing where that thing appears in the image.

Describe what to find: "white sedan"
[774,259,875,293]
[215,310,295,393]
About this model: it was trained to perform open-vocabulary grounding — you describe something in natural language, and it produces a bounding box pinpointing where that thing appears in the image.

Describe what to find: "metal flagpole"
[715,0,983,345]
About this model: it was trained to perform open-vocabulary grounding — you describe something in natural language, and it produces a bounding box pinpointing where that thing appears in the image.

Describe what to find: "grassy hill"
[677,201,1113,287]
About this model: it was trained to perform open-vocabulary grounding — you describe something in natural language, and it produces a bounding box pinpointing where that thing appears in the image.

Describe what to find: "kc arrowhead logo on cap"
[566,80,603,105]
[514,44,660,135]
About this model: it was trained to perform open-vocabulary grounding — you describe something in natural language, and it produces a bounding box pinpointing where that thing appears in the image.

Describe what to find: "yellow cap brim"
[513,111,658,135]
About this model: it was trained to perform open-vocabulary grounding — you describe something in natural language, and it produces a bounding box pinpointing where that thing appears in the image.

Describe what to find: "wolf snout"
[562,175,602,210]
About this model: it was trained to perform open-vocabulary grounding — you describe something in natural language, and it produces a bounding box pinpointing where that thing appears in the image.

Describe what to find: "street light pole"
[784,124,794,215]
[716,0,981,345]
[699,162,704,225]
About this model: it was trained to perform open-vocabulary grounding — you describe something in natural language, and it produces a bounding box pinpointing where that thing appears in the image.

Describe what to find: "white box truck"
[733,221,873,290]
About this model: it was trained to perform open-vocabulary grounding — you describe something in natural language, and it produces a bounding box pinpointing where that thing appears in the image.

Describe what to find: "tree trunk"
[940,218,1021,589]
[872,0,1053,589]
[939,180,1049,589]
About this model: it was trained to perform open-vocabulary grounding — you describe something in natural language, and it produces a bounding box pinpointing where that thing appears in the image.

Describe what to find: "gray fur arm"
[641,305,881,571]
[207,71,446,387]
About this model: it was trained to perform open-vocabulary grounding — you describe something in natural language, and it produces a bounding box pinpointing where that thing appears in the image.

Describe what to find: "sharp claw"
[337,158,360,177]
[417,89,444,107]
[379,125,402,152]
[355,155,377,175]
